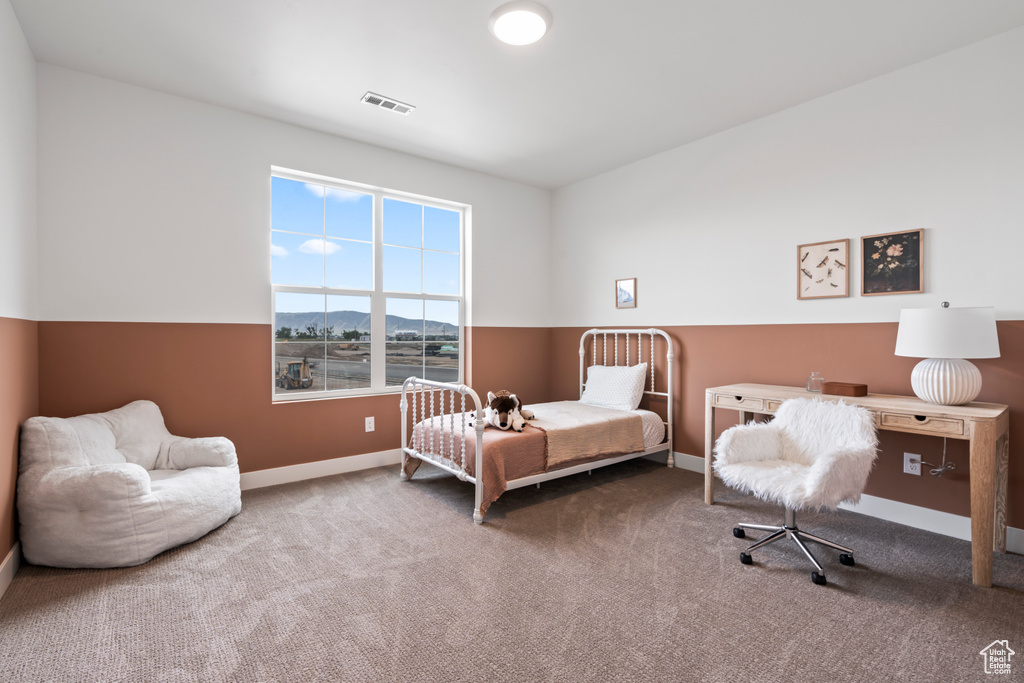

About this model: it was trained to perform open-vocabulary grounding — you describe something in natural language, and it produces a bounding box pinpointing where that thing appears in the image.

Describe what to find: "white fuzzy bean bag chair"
[18,400,242,568]
[713,398,878,511]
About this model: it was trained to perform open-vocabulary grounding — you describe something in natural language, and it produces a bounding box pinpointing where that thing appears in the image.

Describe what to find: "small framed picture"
[861,229,923,296]
[615,278,636,308]
[797,239,849,299]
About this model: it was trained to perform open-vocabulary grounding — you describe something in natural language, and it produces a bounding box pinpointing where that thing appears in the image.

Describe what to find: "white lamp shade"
[894,306,1000,359]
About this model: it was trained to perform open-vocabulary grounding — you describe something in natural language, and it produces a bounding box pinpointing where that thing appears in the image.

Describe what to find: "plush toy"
[470,390,536,432]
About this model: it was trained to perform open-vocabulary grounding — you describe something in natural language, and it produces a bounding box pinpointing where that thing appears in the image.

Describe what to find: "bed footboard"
[400,377,487,523]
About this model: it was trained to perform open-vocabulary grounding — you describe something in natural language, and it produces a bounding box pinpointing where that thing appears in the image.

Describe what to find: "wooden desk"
[704,383,1010,587]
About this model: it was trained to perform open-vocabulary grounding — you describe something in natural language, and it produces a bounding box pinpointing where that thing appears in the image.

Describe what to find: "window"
[271,169,464,400]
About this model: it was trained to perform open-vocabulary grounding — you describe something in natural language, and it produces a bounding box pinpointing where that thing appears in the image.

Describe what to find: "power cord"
[912,438,956,476]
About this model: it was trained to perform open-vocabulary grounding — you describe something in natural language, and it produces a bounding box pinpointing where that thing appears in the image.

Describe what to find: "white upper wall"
[552,27,1024,327]
[0,0,37,320]
[36,65,552,327]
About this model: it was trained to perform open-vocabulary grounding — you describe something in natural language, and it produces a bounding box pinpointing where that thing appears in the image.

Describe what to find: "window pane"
[383,246,421,292]
[326,342,370,391]
[424,206,459,253]
[425,342,459,383]
[424,300,459,341]
[423,251,460,295]
[383,198,422,248]
[274,342,326,395]
[275,292,325,341]
[425,301,459,383]
[272,177,324,235]
[325,188,372,242]
[386,342,424,387]
[271,232,324,287]
[387,298,423,387]
[326,296,370,391]
[387,297,424,335]
[325,239,372,290]
[327,294,370,340]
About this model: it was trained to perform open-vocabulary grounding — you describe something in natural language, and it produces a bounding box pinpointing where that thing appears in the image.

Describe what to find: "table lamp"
[894,303,1000,405]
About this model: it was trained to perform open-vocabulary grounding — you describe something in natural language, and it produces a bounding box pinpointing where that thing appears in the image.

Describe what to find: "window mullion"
[370,193,386,392]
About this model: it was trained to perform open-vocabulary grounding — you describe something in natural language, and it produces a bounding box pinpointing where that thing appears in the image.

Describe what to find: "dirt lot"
[274,342,458,393]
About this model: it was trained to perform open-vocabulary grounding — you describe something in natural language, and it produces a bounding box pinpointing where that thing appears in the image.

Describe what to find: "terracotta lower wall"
[551,321,1024,529]
[32,320,1024,531]
[0,316,39,557]
[35,323,554,476]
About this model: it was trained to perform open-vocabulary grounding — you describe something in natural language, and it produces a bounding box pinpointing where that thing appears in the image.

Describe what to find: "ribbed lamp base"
[910,358,982,405]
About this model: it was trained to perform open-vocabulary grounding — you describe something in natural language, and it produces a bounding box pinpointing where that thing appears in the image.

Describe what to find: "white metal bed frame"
[400,328,675,523]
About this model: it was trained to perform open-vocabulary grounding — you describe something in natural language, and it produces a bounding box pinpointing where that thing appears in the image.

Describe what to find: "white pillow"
[580,363,648,412]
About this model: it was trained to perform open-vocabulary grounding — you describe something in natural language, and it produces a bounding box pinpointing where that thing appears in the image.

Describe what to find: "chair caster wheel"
[811,572,827,586]
[839,553,855,566]
[740,552,753,565]
[733,528,746,539]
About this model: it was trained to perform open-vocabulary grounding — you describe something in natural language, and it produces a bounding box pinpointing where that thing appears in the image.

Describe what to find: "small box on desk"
[822,381,868,397]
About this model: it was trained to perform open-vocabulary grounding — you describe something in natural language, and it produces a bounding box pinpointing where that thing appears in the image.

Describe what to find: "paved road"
[278,357,458,386]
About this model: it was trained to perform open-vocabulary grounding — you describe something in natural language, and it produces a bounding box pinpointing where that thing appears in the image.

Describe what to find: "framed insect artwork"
[797,239,849,299]
[861,229,923,296]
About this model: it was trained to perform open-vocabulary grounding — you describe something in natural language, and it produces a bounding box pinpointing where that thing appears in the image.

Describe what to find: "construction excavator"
[275,357,313,390]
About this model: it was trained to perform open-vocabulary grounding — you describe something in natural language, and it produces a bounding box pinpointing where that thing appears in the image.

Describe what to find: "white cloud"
[299,239,341,255]
[304,183,365,203]
[270,244,288,257]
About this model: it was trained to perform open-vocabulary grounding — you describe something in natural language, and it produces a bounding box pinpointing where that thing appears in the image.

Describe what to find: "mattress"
[636,409,666,448]
[404,401,668,516]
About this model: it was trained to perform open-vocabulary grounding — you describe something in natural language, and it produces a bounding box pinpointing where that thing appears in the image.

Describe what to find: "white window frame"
[271,167,466,402]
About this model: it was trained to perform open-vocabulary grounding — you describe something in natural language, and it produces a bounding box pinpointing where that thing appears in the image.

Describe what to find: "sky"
[271,176,460,325]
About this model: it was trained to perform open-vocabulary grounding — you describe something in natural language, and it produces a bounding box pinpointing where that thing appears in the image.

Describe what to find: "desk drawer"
[715,394,764,411]
[880,412,964,436]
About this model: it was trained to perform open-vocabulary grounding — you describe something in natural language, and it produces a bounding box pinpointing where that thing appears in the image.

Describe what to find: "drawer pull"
[714,394,764,411]
[914,415,928,422]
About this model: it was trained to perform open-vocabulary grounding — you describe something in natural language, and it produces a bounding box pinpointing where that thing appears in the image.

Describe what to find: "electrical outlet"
[365,416,375,432]
[904,452,921,476]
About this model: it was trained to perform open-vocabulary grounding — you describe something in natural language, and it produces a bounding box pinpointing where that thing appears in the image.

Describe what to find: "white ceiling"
[12,0,1024,189]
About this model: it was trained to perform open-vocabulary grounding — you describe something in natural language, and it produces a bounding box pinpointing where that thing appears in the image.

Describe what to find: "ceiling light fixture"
[488,1,552,46]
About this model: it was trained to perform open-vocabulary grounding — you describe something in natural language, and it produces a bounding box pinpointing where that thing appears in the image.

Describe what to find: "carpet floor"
[0,460,1022,682]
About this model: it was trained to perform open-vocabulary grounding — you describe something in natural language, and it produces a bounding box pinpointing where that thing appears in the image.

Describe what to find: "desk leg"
[994,432,1009,554]
[969,420,997,587]
[704,392,715,505]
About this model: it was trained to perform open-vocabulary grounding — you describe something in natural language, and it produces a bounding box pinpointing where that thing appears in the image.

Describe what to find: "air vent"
[361,92,415,115]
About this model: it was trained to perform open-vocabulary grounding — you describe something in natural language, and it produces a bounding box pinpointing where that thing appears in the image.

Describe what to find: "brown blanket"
[404,401,647,517]
[402,417,546,515]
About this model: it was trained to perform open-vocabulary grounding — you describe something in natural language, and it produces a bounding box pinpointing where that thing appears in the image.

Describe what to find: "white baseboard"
[0,542,21,600]
[668,451,1023,554]
[672,451,706,474]
[241,448,403,490]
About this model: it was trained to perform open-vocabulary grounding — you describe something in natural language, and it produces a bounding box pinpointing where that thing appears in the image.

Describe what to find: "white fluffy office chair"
[713,397,878,585]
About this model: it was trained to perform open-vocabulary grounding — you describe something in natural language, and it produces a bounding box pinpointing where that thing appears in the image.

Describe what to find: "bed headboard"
[578,328,675,403]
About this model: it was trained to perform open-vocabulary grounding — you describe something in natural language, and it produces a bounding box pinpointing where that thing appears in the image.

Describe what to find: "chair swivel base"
[732,508,855,585]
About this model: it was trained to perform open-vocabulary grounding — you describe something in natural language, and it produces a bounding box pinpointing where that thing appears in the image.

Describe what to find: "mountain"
[274,310,458,338]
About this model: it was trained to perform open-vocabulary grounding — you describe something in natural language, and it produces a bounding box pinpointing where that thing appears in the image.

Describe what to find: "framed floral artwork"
[615,278,636,308]
[861,229,923,296]
[797,239,849,299]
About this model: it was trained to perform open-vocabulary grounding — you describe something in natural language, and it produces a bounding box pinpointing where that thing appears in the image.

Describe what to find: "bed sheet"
[404,401,667,515]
